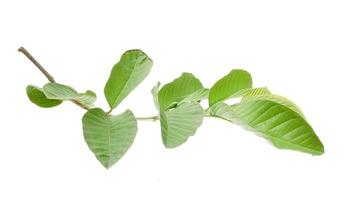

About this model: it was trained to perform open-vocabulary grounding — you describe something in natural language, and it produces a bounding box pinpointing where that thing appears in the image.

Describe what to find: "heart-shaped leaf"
[209,69,252,106]
[104,49,153,110]
[26,85,62,108]
[82,108,137,169]
[231,95,324,155]
[43,83,96,108]
[160,102,204,148]
[156,73,206,148]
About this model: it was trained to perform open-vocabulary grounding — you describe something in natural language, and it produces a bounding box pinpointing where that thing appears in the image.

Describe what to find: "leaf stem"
[136,115,160,121]
[19,46,89,110]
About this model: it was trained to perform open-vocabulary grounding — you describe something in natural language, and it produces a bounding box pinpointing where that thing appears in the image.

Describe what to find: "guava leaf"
[26,85,62,108]
[104,49,153,110]
[158,73,204,110]
[43,83,96,108]
[209,69,252,106]
[160,102,204,148]
[82,108,137,169]
[232,95,324,155]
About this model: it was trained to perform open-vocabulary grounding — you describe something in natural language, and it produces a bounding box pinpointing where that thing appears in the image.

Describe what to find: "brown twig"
[18,47,56,83]
[18,47,89,110]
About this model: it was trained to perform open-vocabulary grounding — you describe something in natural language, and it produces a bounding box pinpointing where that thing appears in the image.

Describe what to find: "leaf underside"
[82,108,137,169]
[43,83,96,107]
[104,49,153,110]
[160,102,204,148]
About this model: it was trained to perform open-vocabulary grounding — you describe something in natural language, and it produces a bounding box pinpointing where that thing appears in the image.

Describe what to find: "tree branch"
[18,47,56,83]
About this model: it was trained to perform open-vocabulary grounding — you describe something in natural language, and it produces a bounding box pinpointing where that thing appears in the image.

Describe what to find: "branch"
[18,47,56,83]
[18,46,89,110]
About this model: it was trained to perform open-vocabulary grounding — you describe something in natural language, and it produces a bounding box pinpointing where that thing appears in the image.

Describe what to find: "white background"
[1,0,345,199]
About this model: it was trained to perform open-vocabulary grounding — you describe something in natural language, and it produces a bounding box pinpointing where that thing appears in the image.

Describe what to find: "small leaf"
[231,95,324,155]
[82,108,137,169]
[158,73,204,110]
[209,69,252,106]
[177,88,209,106]
[104,49,153,110]
[43,83,96,108]
[26,85,62,108]
[151,82,160,111]
[160,102,204,148]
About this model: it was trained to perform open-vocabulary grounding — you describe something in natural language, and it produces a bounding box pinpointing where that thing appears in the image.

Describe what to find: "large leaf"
[231,95,324,155]
[158,73,204,110]
[26,85,62,108]
[209,69,252,106]
[43,83,96,108]
[82,108,137,169]
[104,49,153,110]
[160,102,204,148]
[241,88,305,118]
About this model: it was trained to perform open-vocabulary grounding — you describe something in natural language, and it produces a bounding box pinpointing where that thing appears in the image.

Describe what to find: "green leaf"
[43,83,96,108]
[151,82,160,111]
[177,88,209,106]
[82,108,137,169]
[160,102,204,148]
[26,85,62,108]
[242,87,271,100]
[209,69,252,106]
[206,102,234,123]
[104,49,153,110]
[158,73,204,110]
[231,95,324,155]
[245,95,306,119]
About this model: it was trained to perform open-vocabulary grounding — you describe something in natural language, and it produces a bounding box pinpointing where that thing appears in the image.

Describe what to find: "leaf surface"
[160,102,204,148]
[209,69,252,106]
[43,83,96,107]
[82,108,137,168]
[158,73,204,110]
[104,49,153,110]
[231,96,324,155]
[26,85,62,108]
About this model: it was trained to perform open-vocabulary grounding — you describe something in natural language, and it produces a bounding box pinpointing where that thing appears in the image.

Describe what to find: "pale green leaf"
[26,85,62,108]
[206,102,234,123]
[209,69,252,106]
[231,96,324,155]
[43,83,96,108]
[177,88,209,106]
[82,108,137,169]
[158,73,204,110]
[151,82,160,111]
[160,102,204,148]
[242,87,271,100]
[104,49,153,110]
